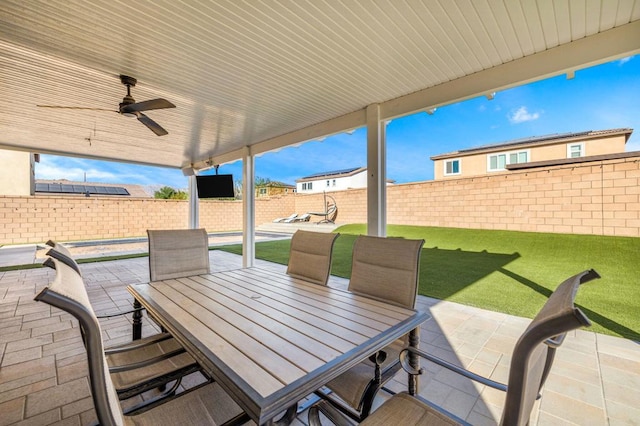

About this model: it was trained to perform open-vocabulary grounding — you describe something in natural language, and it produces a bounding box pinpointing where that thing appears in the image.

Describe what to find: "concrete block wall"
[1,155,638,244]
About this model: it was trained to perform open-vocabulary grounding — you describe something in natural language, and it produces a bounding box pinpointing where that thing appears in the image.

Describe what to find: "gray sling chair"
[314,235,425,422]
[43,242,201,407]
[309,269,601,426]
[147,228,210,282]
[286,230,340,286]
[35,257,249,426]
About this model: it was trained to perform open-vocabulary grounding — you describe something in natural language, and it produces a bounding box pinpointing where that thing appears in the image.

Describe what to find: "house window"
[308,182,313,190]
[302,183,307,190]
[326,180,330,187]
[488,150,528,171]
[444,159,461,176]
[259,188,267,195]
[567,143,584,158]
[332,179,336,186]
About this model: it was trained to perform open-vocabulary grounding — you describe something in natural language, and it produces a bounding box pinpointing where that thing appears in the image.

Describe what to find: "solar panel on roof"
[35,183,132,196]
[301,167,361,179]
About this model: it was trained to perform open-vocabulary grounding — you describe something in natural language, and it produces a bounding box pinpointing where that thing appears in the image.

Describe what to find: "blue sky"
[36,55,640,191]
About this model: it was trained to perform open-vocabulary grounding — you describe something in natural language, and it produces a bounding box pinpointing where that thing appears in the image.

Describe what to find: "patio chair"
[310,269,601,426]
[286,230,340,285]
[273,213,298,222]
[315,235,424,421]
[35,257,249,426]
[285,213,311,223]
[45,240,81,274]
[42,247,202,406]
[147,228,210,281]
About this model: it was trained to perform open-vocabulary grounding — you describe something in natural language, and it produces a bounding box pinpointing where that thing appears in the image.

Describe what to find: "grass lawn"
[216,224,640,341]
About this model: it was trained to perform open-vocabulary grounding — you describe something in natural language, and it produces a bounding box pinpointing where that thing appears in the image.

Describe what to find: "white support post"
[187,175,199,229]
[242,147,255,267]
[366,104,386,237]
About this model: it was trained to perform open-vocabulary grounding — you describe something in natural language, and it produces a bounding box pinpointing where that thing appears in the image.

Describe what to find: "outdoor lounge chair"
[315,235,424,422]
[147,228,210,281]
[34,257,248,426]
[286,230,340,285]
[310,269,601,426]
[41,252,201,408]
[286,212,311,223]
[273,213,298,222]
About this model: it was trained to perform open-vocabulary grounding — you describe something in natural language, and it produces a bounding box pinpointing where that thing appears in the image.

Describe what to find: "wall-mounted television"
[196,174,235,199]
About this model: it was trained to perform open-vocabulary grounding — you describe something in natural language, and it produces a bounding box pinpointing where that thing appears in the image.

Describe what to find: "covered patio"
[1,2,639,425]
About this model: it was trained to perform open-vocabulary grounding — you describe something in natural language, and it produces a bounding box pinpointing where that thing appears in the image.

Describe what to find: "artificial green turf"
[216,224,640,341]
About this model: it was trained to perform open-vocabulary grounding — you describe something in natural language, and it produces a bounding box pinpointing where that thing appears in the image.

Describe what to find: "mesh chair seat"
[107,334,199,397]
[123,381,244,425]
[359,392,461,426]
[324,340,404,409]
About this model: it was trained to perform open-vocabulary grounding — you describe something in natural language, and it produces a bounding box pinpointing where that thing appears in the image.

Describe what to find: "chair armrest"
[108,347,187,373]
[309,400,355,426]
[544,333,566,348]
[103,333,173,355]
[399,346,508,392]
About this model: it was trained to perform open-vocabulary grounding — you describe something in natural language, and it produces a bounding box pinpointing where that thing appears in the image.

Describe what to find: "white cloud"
[508,106,540,124]
[617,56,632,65]
[36,162,117,182]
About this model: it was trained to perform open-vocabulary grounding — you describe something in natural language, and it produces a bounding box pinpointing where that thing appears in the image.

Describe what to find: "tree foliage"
[154,186,188,200]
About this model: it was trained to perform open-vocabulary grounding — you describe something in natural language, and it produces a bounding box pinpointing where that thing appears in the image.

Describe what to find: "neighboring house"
[0,149,38,196]
[35,179,151,197]
[296,167,369,194]
[430,128,633,180]
[256,181,296,198]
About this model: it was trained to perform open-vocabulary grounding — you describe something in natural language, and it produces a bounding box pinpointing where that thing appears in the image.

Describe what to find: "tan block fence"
[1,155,638,245]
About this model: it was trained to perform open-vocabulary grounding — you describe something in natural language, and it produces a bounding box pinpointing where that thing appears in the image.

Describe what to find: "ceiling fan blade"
[37,105,116,112]
[121,98,175,113]
[135,112,168,136]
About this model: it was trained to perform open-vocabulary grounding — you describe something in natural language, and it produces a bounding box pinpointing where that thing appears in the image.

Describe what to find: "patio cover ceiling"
[1,1,639,171]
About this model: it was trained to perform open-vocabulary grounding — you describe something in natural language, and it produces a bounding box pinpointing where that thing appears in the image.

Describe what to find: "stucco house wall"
[433,129,631,180]
[0,150,35,196]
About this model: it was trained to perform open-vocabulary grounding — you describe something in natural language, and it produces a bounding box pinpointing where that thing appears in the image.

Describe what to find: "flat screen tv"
[196,174,235,199]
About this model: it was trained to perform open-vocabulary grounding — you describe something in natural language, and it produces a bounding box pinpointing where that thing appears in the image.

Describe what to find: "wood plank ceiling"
[1,1,639,170]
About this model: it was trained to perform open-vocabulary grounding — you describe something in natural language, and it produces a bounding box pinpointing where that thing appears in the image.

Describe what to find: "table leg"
[408,327,420,396]
[132,298,142,340]
[264,404,297,426]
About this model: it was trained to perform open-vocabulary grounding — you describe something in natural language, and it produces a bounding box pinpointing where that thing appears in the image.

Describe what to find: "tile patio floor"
[0,251,638,425]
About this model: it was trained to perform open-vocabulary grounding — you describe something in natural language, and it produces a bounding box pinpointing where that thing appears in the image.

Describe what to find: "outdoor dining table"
[127,266,430,425]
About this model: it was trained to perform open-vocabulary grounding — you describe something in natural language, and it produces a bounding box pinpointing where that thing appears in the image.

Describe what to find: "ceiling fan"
[37,75,175,136]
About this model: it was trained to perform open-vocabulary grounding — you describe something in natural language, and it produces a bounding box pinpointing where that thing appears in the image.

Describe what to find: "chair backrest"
[348,235,424,308]
[45,240,81,275]
[34,258,125,426]
[500,269,600,426]
[286,231,340,285]
[147,229,210,281]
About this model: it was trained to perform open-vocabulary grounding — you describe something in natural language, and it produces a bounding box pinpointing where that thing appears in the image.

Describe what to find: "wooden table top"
[128,267,430,424]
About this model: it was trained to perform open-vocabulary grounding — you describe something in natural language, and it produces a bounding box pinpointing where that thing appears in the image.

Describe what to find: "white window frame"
[444,158,461,176]
[487,149,530,172]
[567,142,585,158]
